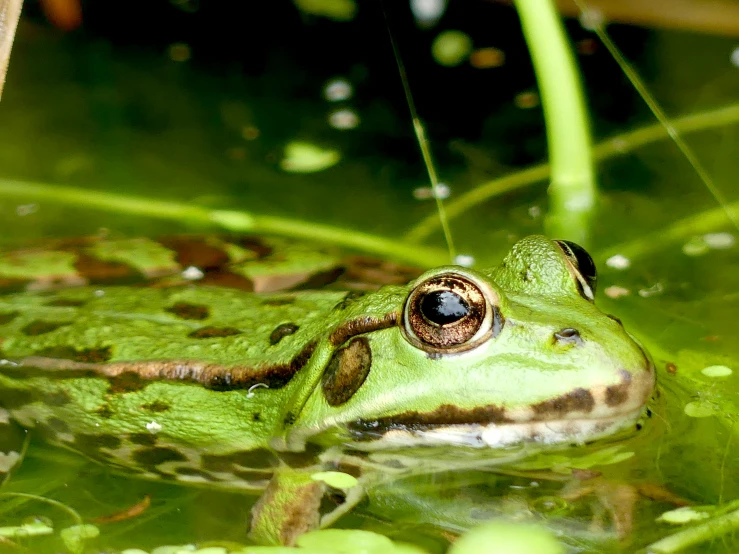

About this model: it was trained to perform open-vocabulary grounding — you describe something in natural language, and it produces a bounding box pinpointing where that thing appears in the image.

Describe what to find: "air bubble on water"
[528,205,541,219]
[146,421,162,434]
[579,8,605,31]
[454,254,475,267]
[638,282,664,298]
[182,266,204,280]
[328,109,360,130]
[682,236,709,256]
[605,254,630,270]
[411,0,448,28]
[703,232,735,249]
[168,43,191,62]
[323,78,353,102]
[94,290,105,297]
[731,47,739,68]
[702,365,733,378]
[605,286,630,299]
[413,183,450,200]
[16,204,38,216]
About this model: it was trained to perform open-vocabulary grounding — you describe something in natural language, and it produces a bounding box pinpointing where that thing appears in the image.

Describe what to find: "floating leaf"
[448,522,564,554]
[310,471,359,490]
[61,524,99,554]
[280,142,341,174]
[0,521,54,538]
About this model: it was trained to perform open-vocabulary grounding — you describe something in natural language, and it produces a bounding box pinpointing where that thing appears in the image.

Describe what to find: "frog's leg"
[0,410,27,484]
[248,466,326,546]
[248,465,367,546]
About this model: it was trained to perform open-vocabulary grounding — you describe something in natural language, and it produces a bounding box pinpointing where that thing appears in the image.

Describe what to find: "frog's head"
[288,235,654,451]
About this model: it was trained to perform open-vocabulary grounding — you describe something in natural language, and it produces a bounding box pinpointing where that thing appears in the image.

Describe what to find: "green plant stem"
[513,0,595,244]
[404,103,739,243]
[646,506,739,553]
[0,179,448,268]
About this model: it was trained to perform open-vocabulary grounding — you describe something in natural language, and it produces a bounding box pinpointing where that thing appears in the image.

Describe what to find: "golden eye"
[403,273,499,352]
[553,240,597,301]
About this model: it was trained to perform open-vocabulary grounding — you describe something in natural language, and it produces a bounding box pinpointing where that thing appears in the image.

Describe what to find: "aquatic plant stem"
[405,103,739,242]
[514,0,596,244]
[0,179,448,267]
[573,0,739,234]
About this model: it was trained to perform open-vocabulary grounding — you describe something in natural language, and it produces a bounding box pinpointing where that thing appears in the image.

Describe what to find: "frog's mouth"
[344,365,654,450]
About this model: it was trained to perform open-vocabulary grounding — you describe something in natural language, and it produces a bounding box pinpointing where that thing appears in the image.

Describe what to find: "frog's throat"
[342,363,655,450]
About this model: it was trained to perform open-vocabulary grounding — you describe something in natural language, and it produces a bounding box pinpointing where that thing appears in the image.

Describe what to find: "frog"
[0,233,655,545]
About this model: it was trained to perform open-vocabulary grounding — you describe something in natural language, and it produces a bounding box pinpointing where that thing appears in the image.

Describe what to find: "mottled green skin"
[0,235,654,542]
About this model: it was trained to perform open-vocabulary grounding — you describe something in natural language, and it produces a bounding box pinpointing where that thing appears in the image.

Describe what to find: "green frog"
[0,233,654,545]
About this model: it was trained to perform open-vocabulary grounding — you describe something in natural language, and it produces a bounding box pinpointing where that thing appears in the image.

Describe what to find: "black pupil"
[420,290,470,325]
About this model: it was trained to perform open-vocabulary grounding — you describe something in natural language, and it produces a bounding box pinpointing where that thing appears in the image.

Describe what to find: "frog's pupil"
[420,290,469,325]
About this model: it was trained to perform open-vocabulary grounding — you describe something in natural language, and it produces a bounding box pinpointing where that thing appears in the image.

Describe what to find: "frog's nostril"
[554,328,583,345]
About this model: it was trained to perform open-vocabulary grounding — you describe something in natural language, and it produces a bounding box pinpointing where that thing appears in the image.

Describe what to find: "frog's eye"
[403,273,498,352]
[554,240,597,301]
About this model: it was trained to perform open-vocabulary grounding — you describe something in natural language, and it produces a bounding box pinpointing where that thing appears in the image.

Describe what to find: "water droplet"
[328,109,360,130]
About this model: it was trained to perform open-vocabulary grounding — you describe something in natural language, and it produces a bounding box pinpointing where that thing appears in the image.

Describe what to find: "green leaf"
[60,524,99,554]
[0,521,54,538]
[309,471,359,490]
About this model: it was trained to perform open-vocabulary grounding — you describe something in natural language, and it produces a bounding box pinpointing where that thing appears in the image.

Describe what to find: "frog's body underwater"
[0,233,654,544]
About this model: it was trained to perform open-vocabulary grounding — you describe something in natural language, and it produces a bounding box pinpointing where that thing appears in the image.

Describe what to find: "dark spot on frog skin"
[75,433,123,451]
[279,443,323,468]
[232,470,272,483]
[40,389,72,406]
[73,252,140,284]
[21,320,72,336]
[0,277,31,293]
[229,236,273,258]
[96,404,114,419]
[129,433,157,446]
[109,371,147,394]
[322,337,372,407]
[158,236,230,270]
[261,298,295,307]
[605,370,632,406]
[165,302,210,321]
[329,312,398,346]
[666,362,677,374]
[174,466,221,481]
[283,412,296,425]
[290,267,345,290]
[0,388,33,409]
[45,298,87,307]
[141,401,171,413]
[133,447,187,468]
[269,323,299,345]
[47,417,71,434]
[252,412,262,422]
[332,291,367,311]
[198,271,254,291]
[348,404,511,439]
[35,345,113,363]
[0,311,19,324]
[188,326,242,339]
[201,448,276,472]
[532,388,595,418]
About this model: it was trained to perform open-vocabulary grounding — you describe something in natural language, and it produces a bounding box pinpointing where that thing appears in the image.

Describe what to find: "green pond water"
[0,1,738,553]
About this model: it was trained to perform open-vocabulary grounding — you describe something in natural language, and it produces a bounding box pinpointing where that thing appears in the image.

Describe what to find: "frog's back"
[0,235,419,488]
